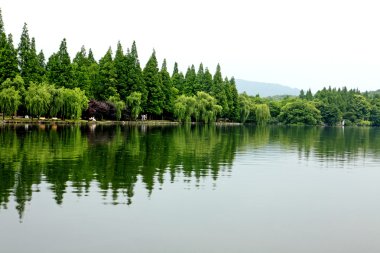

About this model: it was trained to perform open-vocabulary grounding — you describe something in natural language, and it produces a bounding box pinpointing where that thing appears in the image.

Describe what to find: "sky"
[1,0,380,92]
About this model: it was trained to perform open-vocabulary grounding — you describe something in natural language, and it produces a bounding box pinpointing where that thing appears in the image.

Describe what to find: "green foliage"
[211,64,229,117]
[114,41,128,100]
[279,100,321,125]
[0,86,21,119]
[171,62,185,93]
[25,82,52,118]
[346,94,371,123]
[194,91,222,123]
[108,94,125,121]
[126,41,147,106]
[160,59,175,115]
[316,102,342,126]
[46,38,73,88]
[126,92,142,120]
[0,31,18,84]
[174,95,196,123]
[0,9,19,84]
[60,88,88,120]
[305,89,313,101]
[255,104,271,125]
[238,93,254,123]
[72,46,93,97]
[1,75,26,95]
[97,47,117,100]
[184,65,196,95]
[143,50,164,116]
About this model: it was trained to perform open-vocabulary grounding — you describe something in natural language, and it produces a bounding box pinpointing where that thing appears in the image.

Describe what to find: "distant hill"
[235,79,300,97]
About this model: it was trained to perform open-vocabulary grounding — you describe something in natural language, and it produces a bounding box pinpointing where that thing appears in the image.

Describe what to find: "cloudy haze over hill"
[235,79,300,97]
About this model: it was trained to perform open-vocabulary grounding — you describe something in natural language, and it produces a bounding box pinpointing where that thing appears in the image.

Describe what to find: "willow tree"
[108,94,125,121]
[174,95,196,123]
[238,93,253,123]
[60,88,88,120]
[255,104,271,125]
[194,91,222,123]
[0,87,21,119]
[25,82,52,118]
[126,91,142,120]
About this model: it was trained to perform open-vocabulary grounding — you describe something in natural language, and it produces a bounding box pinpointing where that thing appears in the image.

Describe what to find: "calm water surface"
[1,125,380,253]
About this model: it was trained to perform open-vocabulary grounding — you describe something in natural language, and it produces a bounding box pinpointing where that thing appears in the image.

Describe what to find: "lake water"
[1,124,380,253]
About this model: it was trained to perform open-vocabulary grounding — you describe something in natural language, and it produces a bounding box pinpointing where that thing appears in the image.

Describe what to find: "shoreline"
[0,118,243,126]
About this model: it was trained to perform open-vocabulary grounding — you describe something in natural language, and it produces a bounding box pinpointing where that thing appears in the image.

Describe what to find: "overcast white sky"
[2,0,380,91]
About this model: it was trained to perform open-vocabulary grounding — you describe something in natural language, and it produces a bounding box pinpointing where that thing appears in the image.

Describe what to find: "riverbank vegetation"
[1,9,380,126]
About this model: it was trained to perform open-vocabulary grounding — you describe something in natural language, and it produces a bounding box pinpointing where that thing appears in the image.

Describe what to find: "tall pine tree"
[0,29,19,84]
[195,63,204,93]
[184,65,196,95]
[98,47,117,100]
[46,38,73,88]
[143,50,164,116]
[160,59,175,116]
[203,67,213,93]
[126,41,146,106]
[114,41,128,100]
[211,64,229,117]
[171,62,185,94]
[18,23,31,81]
[72,46,92,96]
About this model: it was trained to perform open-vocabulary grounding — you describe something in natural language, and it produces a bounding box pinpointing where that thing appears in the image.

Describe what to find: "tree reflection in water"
[1,124,380,219]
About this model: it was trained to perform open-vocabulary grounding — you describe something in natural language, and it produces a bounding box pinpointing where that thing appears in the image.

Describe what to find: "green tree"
[346,94,371,123]
[194,91,222,123]
[211,64,229,117]
[126,41,147,106]
[72,46,92,96]
[114,41,128,100]
[238,93,254,123]
[316,102,342,126]
[0,30,18,84]
[97,47,117,100]
[108,94,125,121]
[195,63,204,93]
[171,62,185,94]
[28,38,45,83]
[202,68,213,93]
[184,65,196,95]
[143,50,164,116]
[279,100,321,125]
[18,23,32,84]
[25,82,52,118]
[174,95,196,122]
[46,38,73,88]
[126,91,142,120]
[255,104,271,125]
[305,89,313,101]
[160,59,175,116]
[61,88,88,120]
[227,77,239,121]
[0,86,21,119]
[299,89,305,99]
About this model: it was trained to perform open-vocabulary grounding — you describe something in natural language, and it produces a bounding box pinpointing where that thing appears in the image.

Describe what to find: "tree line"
[1,9,380,125]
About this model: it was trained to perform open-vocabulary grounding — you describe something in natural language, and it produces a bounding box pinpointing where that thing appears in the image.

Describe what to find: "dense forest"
[1,9,380,126]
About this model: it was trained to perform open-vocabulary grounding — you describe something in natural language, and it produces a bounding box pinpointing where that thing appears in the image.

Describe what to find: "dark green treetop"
[211,64,229,117]
[46,38,73,88]
[114,41,128,100]
[143,50,164,116]
[160,59,175,115]
[126,41,147,106]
